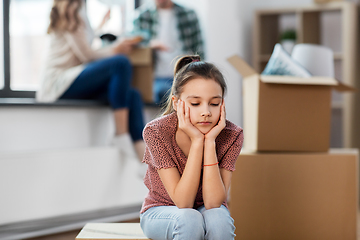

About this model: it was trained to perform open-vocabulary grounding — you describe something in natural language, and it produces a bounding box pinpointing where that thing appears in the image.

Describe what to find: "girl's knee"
[176,208,203,224]
[203,207,235,240]
[174,209,204,237]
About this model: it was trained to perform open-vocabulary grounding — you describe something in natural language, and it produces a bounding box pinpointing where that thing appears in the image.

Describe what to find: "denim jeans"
[140,205,235,240]
[60,55,144,141]
[153,76,173,104]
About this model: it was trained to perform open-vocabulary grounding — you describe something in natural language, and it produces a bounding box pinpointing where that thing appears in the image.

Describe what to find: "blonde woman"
[37,0,145,162]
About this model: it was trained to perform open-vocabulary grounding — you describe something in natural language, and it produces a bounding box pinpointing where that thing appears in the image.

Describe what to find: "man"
[134,0,204,104]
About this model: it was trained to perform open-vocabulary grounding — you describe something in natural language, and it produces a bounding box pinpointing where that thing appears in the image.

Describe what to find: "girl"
[36,0,145,161]
[140,55,244,240]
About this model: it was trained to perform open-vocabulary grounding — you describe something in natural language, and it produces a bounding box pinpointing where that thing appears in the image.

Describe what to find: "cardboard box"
[228,55,353,152]
[230,149,358,240]
[128,47,153,103]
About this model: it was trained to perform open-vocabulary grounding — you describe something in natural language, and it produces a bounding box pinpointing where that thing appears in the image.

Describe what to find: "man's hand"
[150,39,169,51]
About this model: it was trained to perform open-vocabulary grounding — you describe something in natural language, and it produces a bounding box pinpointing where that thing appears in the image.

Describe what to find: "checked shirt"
[133,3,204,59]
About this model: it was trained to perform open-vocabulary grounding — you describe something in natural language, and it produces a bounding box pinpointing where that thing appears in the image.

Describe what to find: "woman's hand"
[113,38,136,55]
[205,100,226,141]
[97,9,111,30]
[177,99,204,142]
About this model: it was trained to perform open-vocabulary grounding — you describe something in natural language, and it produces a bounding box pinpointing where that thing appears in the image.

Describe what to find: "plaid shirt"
[133,3,204,59]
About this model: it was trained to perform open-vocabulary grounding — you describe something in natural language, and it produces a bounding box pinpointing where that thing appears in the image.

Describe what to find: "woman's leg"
[127,88,144,142]
[61,55,144,139]
[153,77,173,104]
[61,55,131,107]
[114,109,129,135]
[127,88,145,159]
[197,205,235,240]
[141,206,205,240]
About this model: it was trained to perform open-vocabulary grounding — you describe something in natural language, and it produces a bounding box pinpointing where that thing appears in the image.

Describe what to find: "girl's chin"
[196,125,214,135]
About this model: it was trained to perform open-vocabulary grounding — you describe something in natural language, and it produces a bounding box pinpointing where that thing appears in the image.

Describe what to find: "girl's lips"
[198,122,211,125]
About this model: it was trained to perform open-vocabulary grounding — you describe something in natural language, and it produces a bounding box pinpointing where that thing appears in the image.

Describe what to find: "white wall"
[0,107,114,152]
[0,106,157,226]
[0,146,147,225]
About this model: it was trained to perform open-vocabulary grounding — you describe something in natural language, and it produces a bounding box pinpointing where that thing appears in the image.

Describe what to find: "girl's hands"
[205,100,226,141]
[177,99,204,142]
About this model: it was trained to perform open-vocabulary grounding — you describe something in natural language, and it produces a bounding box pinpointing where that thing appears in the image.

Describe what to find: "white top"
[154,8,184,78]
[36,2,114,102]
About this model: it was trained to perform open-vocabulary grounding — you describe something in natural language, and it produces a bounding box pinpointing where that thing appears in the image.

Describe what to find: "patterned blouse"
[140,112,244,214]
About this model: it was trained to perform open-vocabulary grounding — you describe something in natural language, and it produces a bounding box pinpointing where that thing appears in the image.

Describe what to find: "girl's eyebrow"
[186,95,222,99]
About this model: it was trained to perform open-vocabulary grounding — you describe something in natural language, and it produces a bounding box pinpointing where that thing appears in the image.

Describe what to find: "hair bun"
[174,55,201,75]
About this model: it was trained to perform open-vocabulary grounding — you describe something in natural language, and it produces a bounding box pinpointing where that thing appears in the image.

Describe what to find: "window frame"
[1,0,35,98]
[0,0,141,99]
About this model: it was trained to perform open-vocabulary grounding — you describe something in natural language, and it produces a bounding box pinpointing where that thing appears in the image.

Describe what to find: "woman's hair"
[161,55,227,116]
[47,0,82,34]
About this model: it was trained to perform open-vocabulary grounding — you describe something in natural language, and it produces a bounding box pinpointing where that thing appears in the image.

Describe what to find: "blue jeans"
[140,205,235,240]
[153,77,173,104]
[60,55,144,141]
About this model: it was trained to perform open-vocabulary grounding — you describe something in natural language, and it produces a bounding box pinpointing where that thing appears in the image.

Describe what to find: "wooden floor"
[27,214,360,240]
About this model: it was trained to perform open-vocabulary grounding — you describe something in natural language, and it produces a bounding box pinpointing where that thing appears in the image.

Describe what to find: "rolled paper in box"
[292,44,334,77]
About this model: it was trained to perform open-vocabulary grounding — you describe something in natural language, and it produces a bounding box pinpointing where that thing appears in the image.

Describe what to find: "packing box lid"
[227,55,355,92]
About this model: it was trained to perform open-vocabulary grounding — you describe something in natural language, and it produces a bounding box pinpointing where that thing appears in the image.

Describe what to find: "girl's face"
[174,78,223,134]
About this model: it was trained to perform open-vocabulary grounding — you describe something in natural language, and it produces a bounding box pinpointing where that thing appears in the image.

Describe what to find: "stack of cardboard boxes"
[228,55,358,240]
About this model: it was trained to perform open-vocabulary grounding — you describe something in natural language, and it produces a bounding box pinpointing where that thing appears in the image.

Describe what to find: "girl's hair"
[47,0,82,34]
[161,55,227,116]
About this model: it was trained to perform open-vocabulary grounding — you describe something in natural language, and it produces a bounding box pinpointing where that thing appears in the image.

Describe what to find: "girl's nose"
[201,108,212,117]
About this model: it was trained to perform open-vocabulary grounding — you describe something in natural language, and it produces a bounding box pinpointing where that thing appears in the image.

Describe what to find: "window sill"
[0,98,161,108]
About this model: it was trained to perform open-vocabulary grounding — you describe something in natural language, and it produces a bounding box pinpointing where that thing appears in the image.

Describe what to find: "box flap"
[227,54,356,91]
[333,81,356,92]
[260,75,356,91]
[260,75,338,86]
[227,55,258,78]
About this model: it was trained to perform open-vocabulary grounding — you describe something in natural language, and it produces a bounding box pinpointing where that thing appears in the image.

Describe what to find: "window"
[86,0,139,45]
[1,0,140,99]
[0,0,4,90]
[10,0,52,91]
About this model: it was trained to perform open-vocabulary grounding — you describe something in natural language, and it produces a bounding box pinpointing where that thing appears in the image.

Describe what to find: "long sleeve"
[63,24,114,63]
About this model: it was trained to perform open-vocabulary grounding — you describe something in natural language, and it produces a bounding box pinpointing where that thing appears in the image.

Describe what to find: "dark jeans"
[60,55,144,141]
[153,76,173,104]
